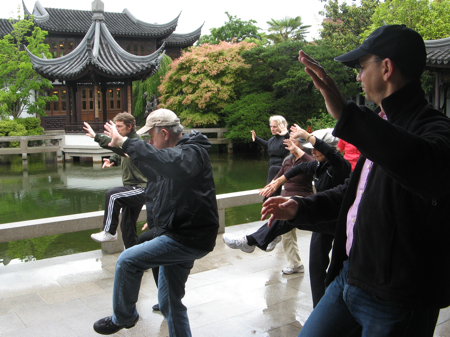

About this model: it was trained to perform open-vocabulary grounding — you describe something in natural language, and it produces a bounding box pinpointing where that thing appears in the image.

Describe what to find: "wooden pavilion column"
[65,82,72,124]
[126,79,132,114]
[101,83,108,123]
[93,80,98,123]
[72,84,79,124]
[122,82,128,113]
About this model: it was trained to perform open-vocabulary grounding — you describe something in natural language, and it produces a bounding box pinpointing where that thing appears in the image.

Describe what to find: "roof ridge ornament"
[32,1,49,24]
[122,8,137,24]
[92,0,105,22]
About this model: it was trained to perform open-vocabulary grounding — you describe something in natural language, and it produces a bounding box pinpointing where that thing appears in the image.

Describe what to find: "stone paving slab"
[0,221,449,337]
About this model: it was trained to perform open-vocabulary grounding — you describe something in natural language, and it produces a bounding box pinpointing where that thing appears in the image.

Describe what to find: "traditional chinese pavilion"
[0,0,202,131]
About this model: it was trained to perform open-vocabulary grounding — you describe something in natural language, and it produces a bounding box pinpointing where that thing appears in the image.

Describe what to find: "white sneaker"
[282,265,305,275]
[266,236,282,252]
[222,233,255,253]
[91,230,118,243]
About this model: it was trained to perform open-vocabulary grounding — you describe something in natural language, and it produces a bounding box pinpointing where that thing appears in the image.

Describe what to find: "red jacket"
[337,139,360,171]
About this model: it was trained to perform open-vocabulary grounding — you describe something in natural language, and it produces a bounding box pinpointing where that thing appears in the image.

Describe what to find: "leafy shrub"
[26,127,44,136]
[16,117,42,130]
[0,120,22,136]
[0,118,42,148]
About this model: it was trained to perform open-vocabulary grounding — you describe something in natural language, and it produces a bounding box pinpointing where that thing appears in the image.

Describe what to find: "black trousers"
[309,232,334,307]
[250,219,335,250]
[102,185,146,249]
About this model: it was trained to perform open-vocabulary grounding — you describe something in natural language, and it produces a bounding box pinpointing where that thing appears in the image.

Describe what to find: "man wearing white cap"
[93,109,219,337]
[262,25,450,336]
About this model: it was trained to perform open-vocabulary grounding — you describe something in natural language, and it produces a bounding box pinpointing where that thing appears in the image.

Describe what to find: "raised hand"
[298,50,347,120]
[261,196,298,227]
[104,121,122,147]
[283,138,296,152]
[250,130,256,142]
[102,158,114,169]
[290,124,309,140]
[83,122,95,138]
[277,123,288,136]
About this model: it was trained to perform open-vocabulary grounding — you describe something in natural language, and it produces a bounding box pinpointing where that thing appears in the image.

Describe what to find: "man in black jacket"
[93,109,219,336]
[262,25,450,336]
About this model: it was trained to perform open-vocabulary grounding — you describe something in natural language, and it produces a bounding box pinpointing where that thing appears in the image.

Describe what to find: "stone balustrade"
[0,189,264,253]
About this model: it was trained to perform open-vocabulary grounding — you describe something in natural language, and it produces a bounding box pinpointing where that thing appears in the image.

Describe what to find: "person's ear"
[381,58,395,81]
[162,128,170,140]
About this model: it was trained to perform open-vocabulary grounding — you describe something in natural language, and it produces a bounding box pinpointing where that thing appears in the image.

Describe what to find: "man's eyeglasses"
[354,59,383,73]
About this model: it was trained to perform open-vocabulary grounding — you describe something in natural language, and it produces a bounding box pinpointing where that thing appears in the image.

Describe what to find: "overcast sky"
[0,0,333,41]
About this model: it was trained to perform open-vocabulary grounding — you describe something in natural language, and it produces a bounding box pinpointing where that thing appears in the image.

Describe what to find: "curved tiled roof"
[26,20,165,81]
[425,37,450,68]
[28,1,179,37]
[0,18,14,37]
[165,24,203,47]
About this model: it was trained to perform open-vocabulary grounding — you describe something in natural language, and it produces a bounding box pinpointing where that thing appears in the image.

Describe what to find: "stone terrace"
[0,222,449,337]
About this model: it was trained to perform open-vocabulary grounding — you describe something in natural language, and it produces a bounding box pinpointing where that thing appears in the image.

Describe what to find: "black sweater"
[290,80,450,308]
[255,133,290,167]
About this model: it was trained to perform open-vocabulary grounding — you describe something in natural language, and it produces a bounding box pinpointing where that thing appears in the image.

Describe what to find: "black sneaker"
[93,315,139,335]
[152,303,160,311]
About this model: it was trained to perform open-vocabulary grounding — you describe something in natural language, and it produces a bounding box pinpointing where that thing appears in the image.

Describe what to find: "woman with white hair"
[251,115,290,197]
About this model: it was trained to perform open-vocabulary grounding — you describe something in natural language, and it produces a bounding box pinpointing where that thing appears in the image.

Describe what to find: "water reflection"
[0,151,269,263]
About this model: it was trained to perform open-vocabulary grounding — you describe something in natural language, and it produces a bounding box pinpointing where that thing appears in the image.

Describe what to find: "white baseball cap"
[136,109,181,135]
[303,128,339,148]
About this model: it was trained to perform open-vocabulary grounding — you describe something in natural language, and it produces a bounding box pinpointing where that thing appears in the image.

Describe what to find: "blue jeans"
[112,235,209,337]
[299,261,440,337]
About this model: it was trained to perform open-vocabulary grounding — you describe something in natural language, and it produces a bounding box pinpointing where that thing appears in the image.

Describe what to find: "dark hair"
[113,112,136,132]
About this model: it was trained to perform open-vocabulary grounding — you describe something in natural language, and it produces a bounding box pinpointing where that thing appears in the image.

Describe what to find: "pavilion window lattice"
[43,87,66,116]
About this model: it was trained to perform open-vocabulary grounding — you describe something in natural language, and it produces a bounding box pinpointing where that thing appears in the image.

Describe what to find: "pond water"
[0,151,269,265]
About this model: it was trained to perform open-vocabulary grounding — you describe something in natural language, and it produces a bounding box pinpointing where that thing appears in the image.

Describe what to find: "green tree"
[365,0,450,40]
[132,54,171,124]
[158,41,257,127]
[223,92,274,142]
[304,112,336,131]
[222,40,359,141]
[319,0,380,52]
[197,12,263,45]
[266,16,311,44]
[362,0,450,96]
[0,13,56,119]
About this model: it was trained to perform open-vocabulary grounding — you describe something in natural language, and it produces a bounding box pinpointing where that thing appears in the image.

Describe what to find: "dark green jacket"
[94,130,147,188]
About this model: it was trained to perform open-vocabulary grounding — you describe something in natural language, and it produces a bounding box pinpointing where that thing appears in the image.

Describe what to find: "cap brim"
[136,125,153,135]
[334,47,370,68]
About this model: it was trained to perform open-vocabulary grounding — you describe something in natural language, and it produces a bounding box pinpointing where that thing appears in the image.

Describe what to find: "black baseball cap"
[334,25,426,70]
